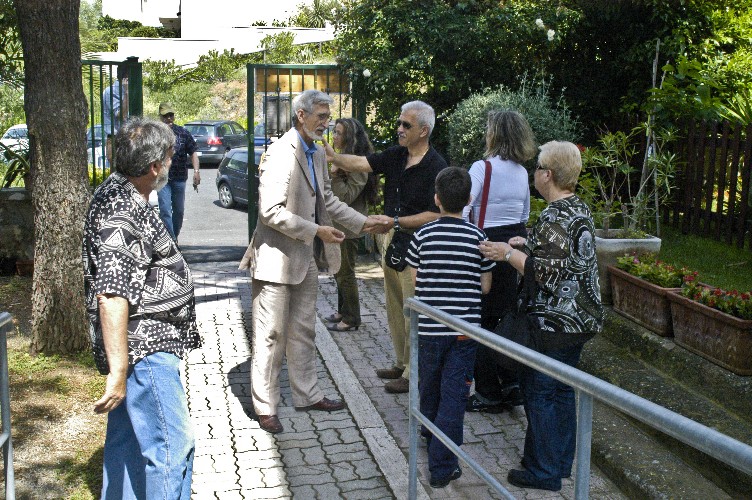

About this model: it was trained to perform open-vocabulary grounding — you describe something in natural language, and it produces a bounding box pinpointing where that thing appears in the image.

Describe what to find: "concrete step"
[580,309,752,498]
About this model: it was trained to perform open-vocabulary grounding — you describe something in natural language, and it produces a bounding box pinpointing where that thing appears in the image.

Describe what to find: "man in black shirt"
[325,100,447,393]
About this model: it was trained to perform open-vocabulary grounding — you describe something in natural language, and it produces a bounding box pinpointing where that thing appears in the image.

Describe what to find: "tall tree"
[13,0,90,354]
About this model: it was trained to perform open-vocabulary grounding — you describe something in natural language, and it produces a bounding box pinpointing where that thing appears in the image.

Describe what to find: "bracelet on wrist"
[504,249,513,262]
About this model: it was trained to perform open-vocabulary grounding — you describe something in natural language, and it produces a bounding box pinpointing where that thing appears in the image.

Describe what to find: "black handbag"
[493,257,541,371]
[385,230,412,271]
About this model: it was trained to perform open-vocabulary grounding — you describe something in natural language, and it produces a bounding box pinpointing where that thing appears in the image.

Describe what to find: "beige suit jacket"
[239,128,367,284]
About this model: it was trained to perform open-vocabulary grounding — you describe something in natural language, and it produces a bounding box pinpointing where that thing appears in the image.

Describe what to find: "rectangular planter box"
[667,291,752,376]
[608,265,679,337]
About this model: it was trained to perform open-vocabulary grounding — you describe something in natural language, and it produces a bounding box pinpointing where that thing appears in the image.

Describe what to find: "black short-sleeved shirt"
[366,145,447,217]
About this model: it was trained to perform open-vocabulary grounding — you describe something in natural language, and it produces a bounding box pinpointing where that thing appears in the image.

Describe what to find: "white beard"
[303,125,323,141]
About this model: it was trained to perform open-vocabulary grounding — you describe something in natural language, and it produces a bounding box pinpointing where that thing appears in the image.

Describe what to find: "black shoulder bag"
[492,256,541,371]
[384,168,411,272]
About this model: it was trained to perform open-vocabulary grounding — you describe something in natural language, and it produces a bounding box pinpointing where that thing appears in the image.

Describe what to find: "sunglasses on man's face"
[395,119,413,130]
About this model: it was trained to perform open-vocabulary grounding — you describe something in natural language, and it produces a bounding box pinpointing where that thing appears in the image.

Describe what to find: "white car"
[0,124,28,152]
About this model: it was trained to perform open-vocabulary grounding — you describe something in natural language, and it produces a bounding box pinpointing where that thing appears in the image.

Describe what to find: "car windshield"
[186,124,210,135]
[253,123,266,136]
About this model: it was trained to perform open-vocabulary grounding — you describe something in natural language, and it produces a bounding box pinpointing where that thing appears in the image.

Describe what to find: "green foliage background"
[334,0,752,151]
[447,78,579,169]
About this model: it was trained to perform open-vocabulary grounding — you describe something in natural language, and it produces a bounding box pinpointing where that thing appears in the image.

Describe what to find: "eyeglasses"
[307,111,332,123]
[395,119,413,130]
[536,163,548,171]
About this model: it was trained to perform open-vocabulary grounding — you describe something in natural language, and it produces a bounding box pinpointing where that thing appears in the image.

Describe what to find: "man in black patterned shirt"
[83,117,201,499]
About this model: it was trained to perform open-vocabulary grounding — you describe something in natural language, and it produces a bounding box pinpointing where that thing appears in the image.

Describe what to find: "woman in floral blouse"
[479,140,603,492]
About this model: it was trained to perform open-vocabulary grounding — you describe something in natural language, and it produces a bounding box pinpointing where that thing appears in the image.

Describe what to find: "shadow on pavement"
[182,245,246,265]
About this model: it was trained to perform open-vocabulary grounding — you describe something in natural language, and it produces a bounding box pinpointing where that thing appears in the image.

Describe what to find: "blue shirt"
[296,130,317,192]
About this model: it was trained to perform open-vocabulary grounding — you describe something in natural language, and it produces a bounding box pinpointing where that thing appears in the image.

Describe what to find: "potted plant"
[667,275,752,375]
[0,141,31,189]
[579,125,678,303]
[607,253,688,336]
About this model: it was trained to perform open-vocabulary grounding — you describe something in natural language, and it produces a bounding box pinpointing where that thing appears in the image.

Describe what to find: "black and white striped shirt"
[405,217,495,336]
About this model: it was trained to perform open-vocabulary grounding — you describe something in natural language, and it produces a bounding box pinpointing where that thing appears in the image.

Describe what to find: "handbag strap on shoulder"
[476,160,492,229]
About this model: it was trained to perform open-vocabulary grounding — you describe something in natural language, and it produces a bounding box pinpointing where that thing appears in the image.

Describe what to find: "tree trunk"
[14,0,91,354]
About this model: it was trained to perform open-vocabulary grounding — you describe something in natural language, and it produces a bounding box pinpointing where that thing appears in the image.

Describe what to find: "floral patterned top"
[526,194,603,335]
[83,172,202,374]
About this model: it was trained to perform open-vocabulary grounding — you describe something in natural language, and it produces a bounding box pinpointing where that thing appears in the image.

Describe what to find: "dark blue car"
[215,147,265,209]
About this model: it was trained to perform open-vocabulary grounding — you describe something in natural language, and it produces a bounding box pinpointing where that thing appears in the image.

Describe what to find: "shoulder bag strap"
[477,160,492,229]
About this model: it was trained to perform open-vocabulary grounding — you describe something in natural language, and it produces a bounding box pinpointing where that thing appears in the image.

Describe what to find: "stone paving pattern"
[184,259,625,499]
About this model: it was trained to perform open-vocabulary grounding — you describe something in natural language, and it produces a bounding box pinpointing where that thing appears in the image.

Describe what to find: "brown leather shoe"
[297,397,346,412]
[257,415,283,434]
[384,377,409,394]
[376,366,404,379]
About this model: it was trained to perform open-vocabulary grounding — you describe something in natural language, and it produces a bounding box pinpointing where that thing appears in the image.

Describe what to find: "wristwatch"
[504,249,513,262]
[393,215,400,230]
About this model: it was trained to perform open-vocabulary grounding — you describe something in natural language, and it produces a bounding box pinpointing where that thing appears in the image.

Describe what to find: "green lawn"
[658,225,752,291]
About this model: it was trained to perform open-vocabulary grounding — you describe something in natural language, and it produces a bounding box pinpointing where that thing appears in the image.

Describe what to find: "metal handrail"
[0,312,15,500]
[405,298,752,499]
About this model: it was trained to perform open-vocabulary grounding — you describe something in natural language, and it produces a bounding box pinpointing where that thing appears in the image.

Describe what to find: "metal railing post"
[1,312,15,500]
[575,391,593,499]
[407,308,419,500]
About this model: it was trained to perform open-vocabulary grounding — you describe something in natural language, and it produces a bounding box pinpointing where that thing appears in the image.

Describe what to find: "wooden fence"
[666,119,752,250]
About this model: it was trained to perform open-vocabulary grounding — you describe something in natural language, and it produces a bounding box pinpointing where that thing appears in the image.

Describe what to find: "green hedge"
[447,78,580,169]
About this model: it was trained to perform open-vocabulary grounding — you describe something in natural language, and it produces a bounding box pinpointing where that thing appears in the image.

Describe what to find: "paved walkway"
[185,257,625,499]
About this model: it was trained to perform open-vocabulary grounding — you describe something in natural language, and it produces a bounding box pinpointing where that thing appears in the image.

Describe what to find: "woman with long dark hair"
[325,118,379,331]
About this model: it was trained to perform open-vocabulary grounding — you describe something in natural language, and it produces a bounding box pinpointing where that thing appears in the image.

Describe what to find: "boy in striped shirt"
[405,167,495,488]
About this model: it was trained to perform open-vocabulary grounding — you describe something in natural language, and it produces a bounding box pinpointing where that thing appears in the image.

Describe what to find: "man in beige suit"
[240,90,388,434]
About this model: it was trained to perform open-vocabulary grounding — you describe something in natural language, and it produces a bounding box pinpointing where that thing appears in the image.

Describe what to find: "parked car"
[86,124,105,149]
[215,146,265,208]
[1,124,28,152]
[185,120,261,166]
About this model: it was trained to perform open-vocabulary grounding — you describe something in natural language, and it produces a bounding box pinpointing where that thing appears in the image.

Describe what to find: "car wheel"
[218,182,236,209]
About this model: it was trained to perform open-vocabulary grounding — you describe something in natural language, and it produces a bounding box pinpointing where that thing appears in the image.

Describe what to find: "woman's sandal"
[326,321,359,332]
[324,313,343,323]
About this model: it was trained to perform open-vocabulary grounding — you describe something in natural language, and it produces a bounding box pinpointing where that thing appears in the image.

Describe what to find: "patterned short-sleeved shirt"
[83,172,202,374]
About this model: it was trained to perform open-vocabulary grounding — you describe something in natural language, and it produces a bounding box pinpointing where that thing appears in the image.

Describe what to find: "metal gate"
[245,64,363,238]
[81,57,143,186]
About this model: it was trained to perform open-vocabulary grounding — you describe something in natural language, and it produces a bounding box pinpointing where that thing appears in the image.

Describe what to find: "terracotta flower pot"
[667,292,752,376]
[607,265,679,337]
[15,258,33,276]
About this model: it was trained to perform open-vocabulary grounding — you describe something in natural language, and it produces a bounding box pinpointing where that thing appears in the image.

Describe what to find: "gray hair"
[401,101,435,136]
[292,89,334,122]
[114,117,175,177]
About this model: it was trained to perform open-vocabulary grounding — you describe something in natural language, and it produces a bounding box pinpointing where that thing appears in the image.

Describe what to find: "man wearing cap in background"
[158,102,200,243]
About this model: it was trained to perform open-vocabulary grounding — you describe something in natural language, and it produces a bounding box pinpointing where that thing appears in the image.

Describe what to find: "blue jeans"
[519,343,585,490]
[419,335,477,480]
[158,180,186,240]
[102,352,195,499]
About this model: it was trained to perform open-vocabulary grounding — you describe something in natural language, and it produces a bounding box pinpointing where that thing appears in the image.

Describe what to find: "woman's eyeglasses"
[395,119,413,130]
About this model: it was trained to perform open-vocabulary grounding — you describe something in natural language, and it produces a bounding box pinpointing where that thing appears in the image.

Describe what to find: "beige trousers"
[382,229,416,379]
[251,260,323,415]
